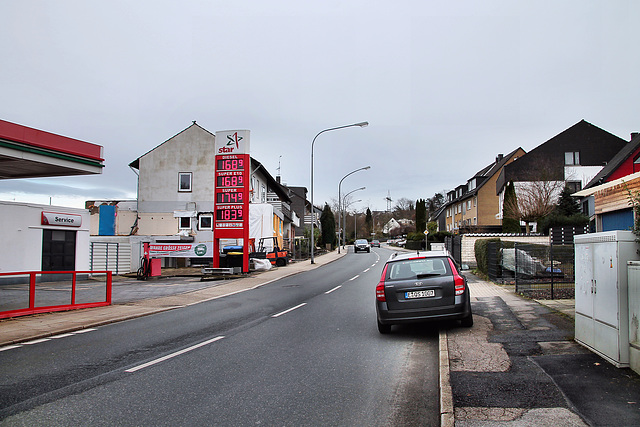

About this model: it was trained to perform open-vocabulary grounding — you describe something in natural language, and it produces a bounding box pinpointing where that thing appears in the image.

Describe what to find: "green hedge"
[474,238,501,274]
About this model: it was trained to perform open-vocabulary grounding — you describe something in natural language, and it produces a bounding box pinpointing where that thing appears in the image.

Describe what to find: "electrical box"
[574,230,638,367]
[627,261,640,375]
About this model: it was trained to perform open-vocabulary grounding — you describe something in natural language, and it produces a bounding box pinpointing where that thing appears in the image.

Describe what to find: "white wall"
[0,201,90,274]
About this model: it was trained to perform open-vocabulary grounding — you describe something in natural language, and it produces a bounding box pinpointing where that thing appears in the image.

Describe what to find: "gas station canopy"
[0,119,104,179]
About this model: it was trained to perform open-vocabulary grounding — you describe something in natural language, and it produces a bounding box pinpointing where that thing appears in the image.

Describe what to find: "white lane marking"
[325,286,342,294]
[0,345,22,352]
[349,275,359,281]
[272,303,307,318]
[72,328,97,334]
[51,333,76,339]
[125,336,225,373]
[23,338,50,345]
[363,268,370,273]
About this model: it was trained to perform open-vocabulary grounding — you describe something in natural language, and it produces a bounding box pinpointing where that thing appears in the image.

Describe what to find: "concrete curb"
[439,329,454,427]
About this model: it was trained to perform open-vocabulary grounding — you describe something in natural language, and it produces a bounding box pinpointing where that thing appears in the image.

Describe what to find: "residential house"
[495,120,628,230]
[577,133,640,231]
[436,148,525,233]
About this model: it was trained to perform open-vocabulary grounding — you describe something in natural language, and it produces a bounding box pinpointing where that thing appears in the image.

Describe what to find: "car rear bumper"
[376,299,471,325]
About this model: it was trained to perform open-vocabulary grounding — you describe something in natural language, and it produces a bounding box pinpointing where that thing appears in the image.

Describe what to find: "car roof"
[386,250,451,263]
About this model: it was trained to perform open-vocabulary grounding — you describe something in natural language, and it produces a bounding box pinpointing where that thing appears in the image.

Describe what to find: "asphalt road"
[0,248,440,426]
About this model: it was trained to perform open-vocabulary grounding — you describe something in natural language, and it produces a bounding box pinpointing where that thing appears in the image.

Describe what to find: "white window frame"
[199,214,213,230]
[179,217,191,230]
[564,152,580,166]
[178,172,192,192]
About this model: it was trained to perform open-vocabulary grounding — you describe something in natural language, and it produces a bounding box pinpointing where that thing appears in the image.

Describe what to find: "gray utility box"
[626,261,640,375]
[575,231,638,367]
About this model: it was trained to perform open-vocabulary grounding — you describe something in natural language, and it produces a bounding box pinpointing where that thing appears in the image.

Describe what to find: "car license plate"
[405,290,435,299]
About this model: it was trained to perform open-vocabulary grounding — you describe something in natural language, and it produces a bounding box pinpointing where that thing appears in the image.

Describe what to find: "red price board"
[214,153,249,236]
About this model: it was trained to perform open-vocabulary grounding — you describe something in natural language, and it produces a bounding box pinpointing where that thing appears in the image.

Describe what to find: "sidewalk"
[442,275,640,427]
[0,250,345,346]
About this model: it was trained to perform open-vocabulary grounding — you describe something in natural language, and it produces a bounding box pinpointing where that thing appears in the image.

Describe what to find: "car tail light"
[376,264,389,301]
[448,258,465,296]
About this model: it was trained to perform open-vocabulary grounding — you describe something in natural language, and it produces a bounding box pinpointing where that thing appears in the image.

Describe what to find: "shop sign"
[41,211,82,227]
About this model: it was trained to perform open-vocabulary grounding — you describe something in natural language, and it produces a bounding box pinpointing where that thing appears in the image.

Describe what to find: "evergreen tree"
[415,199,427,233]
[320,204,336,249]
[502,181,522,233]
[556,186,581,216]
[365,208,373,236]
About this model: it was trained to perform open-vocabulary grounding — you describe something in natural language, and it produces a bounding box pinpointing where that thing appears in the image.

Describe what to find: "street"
[0,248,440,426]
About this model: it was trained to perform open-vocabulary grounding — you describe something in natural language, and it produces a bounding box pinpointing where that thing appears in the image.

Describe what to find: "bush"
[474,238,501,275]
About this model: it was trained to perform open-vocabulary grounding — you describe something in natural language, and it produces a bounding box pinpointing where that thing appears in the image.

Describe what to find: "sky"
[1,0,639,212]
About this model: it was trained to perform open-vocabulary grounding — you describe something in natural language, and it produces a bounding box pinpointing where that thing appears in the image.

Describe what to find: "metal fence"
[486,241,575,299]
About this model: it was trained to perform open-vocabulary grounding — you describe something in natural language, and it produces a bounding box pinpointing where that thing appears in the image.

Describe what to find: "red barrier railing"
[0,270,112,319]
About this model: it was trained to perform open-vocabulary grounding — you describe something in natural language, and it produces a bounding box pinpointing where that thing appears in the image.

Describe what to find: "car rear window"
[387,258,449,280]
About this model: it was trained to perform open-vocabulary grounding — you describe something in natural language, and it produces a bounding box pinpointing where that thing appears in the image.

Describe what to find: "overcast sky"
[1,1,639,212]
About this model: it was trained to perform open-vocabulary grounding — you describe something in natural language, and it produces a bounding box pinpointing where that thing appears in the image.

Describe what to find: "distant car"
[354,239,370,253]
[370,240,380,248]
[375,250,473,334]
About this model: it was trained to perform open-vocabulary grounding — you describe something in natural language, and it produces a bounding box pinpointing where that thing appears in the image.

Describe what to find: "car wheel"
[377,320,391,334]
[460,312,473,327]
[367,248,370,253]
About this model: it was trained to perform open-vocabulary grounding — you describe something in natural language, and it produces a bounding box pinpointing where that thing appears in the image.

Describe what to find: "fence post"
[514,242,518,293]
[550,241,555,300]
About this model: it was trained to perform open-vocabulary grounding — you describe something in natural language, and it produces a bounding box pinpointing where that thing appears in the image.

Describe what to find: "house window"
[178,172,192,192]
[565,152,580,165]
[199,215,213,230]
[179,217,191,230]
[566,181,582,194]
[467,200,471,210]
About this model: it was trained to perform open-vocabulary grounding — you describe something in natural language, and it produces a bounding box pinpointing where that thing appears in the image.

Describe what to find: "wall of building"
[138,125,215,215]
[0,201,90,274]
[461,233,550,267]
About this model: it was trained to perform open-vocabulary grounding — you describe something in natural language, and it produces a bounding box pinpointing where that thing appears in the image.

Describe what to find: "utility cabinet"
[627,261,640,375]
[574,231,638,367]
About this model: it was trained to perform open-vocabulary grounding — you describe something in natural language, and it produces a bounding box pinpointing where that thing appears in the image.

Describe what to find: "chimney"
[276,176,281,184]
[496,154,504,163]
[631,132,639,141]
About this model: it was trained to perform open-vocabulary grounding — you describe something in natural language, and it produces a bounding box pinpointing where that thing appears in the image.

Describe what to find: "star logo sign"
[226,132,243,149]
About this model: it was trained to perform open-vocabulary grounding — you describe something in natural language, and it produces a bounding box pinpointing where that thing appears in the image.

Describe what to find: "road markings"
[325,286,342,294]
[0,328,97,352]
[272,303,307,318]
[363,268,370,273]
[23,338,50,345]
[349,275,359,281]
[50,333,76,339]
[125,336,225,373]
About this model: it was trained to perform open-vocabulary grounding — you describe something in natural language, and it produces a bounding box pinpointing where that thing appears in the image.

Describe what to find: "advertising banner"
[149,243,212,258]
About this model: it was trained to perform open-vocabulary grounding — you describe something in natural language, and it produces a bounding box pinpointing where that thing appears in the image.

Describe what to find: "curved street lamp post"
[338,166,370,254]
[310,121,368,263]
[342,188,365,247]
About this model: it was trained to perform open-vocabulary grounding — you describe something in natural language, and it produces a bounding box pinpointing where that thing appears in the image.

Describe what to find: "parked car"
[375,250,473,333]
[370,240,380,248]
[354,239,370,253]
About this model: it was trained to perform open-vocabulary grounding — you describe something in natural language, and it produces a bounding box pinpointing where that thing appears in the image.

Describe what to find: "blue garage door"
[601,208,634,232]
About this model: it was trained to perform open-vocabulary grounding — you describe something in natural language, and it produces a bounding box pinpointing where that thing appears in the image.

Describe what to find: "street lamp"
[342,187,365,247]
[310,121,368,263]
[338,166,370,253]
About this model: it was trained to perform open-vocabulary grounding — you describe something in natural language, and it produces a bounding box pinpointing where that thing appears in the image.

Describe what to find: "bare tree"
[502,159,566,233]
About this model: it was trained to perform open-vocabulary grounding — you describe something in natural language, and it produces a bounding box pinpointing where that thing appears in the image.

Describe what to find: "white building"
[92,122,294,270]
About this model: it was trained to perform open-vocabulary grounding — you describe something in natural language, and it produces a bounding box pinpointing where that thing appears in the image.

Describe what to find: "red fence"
[0,270,112,319]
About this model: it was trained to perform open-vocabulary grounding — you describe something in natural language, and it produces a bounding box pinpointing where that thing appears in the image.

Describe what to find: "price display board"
[214,155,249,231]
[213,130,251,272]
